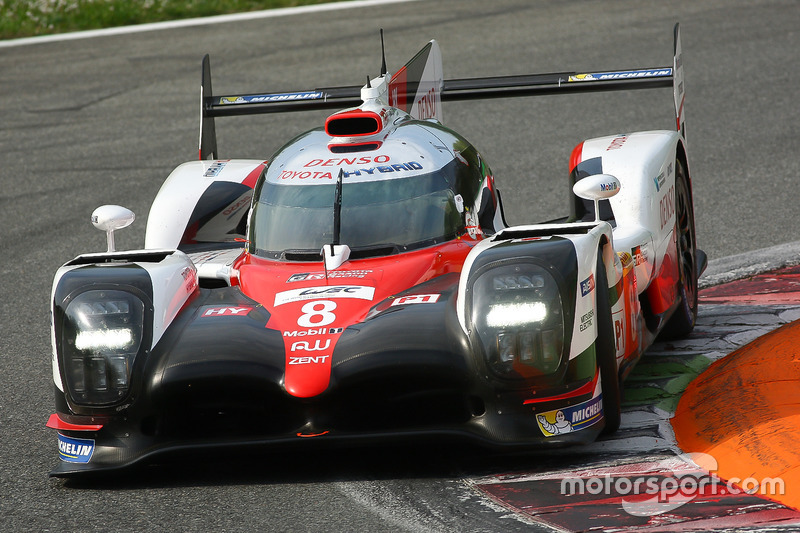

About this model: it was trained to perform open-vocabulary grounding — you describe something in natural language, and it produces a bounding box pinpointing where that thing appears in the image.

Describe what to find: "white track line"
[0,0,421,49]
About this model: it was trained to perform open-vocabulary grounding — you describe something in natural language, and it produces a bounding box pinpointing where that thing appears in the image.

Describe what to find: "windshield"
[250,170,463,258]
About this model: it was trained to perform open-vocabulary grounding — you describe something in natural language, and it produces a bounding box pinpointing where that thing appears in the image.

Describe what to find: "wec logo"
[274,285,375,306]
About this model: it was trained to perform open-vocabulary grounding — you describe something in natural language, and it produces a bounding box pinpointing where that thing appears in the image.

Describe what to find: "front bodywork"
[49,231,619,475]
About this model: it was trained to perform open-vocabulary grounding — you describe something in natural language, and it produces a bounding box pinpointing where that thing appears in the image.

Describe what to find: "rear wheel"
[595,251,621,435]
[660,159,698,339]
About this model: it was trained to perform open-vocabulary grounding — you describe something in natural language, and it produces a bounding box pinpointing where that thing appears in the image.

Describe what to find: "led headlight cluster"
[61,290,145,405]
[471,264,565,379]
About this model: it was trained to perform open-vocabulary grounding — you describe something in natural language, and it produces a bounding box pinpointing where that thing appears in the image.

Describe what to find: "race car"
[47,25,705,475]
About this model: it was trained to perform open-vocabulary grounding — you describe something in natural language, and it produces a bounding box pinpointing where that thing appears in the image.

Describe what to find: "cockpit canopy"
[249,121,495,260]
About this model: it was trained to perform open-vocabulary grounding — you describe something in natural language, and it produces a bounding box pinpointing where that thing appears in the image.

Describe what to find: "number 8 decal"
[297,300,337,328]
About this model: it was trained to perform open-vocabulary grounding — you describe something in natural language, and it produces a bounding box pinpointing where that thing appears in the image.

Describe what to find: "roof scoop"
[325,72,397,151]
[325,109,384,137]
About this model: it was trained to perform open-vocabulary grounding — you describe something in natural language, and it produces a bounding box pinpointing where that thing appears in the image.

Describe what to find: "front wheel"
[595,251,621,434]
[660,159,698,339]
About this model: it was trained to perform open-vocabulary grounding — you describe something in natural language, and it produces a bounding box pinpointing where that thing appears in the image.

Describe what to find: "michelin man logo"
[537,410,573,435]
[536,394,604,437]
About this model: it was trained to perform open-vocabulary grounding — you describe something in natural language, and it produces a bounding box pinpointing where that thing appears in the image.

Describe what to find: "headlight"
[61,290,145,405]
[471,263,565,379]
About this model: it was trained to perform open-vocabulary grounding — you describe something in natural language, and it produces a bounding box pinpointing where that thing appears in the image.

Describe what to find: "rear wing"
[200,23,684,160]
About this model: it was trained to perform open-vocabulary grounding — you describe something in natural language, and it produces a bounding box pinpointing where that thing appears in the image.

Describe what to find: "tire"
[660,159,698,340]
[595,251,621,435]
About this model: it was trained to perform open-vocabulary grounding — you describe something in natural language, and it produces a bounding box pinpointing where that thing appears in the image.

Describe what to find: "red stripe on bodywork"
[523,369,599,405]
[569,142,585,173]
[646,229,679,314]
[241,161,267,189]
[389,66,408,111]
[46,413,103,431]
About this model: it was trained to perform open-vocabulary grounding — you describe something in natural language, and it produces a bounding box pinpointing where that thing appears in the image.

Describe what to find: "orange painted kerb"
[671,319,800,510]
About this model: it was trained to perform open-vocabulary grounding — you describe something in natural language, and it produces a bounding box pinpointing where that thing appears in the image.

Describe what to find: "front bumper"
[47,373,605,476]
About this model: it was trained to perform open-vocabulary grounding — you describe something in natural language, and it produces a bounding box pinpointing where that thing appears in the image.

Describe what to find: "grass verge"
[1,0,341,40]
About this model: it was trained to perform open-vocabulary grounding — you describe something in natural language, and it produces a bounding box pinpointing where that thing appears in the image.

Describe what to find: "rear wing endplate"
[200,23,684,160]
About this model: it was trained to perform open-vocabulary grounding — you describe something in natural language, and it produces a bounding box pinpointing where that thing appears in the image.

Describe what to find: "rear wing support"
[199,24,684,160]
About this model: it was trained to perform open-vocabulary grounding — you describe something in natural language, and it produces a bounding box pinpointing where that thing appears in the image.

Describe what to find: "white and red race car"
[47,25,704,475]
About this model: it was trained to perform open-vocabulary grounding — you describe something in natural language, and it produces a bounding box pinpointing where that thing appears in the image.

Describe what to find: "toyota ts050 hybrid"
[47,25,705,475]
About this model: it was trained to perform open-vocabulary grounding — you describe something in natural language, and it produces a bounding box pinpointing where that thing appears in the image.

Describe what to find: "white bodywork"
[50,250,197,392]
[457,127,683,372]
[144,159,264,250]
[580,131,680,293]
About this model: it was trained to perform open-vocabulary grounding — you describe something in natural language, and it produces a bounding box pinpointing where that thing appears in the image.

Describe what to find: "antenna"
[379,28,387,76]
[333,168,343,246]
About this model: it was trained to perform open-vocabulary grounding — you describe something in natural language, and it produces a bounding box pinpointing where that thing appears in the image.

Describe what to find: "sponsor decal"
[219,91,323,105]
[632,246,648,267]
[568,68,672,82]
[278,170,334,181]
[180,267,198,294]
[653,172,665,192]
[580,273,595,296]
[390,294,440,306]
[536,393,604,437]
[277,157,423,181]
[614,310,626,354]
[283,327,342,337]
[289,355,330,365]
[617,251,633,268]
[288,273,316,282]
[201,306,253,317]
[58,434,94,463]
[606,136,628,151]
[203,160,229,177]
[303,156,390,167]
[287,270,373,283]
[416,87,437,120]
[290,339,331,352]
[654,162,671,192]
[341,161,423,178]
[600,181,618,192]
[659,185,675,229]
[274,286,375,306]
[579,309,594,332]
[222,193,252,219]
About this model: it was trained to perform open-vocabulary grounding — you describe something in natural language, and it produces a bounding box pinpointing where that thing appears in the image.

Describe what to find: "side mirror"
[572,174,621,222]
[91,205,135,253]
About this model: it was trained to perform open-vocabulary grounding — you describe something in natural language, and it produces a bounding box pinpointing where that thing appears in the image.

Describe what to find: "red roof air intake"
[325,110,383,137]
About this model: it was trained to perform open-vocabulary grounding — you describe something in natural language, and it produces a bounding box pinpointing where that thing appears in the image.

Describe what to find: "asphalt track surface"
[1,0,799,531]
